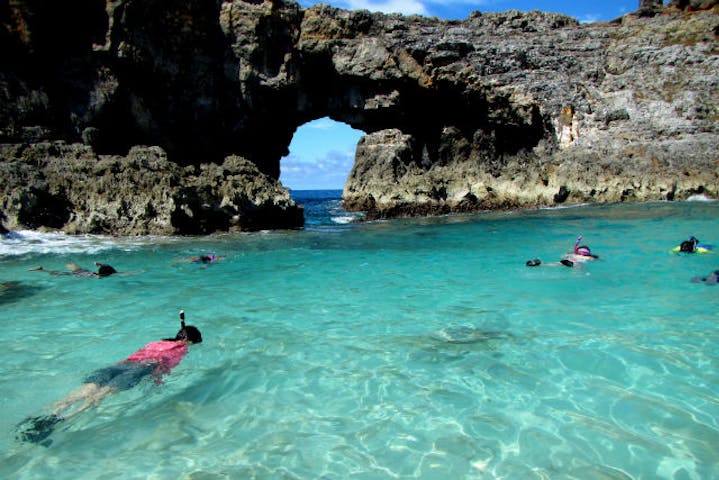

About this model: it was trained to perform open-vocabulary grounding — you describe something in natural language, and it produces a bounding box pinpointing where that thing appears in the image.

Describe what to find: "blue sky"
[279,0,646,190]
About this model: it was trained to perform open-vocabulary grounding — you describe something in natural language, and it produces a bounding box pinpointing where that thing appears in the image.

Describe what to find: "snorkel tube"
[573,235,593,257]
[164,310,187,341]
[177,310,187,340]
[574,236,582,254]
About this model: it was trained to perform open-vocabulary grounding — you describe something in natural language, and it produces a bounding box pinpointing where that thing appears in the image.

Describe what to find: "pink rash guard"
[125,340,188,375]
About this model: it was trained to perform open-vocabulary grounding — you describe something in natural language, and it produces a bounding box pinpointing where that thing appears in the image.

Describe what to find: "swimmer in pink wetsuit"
[16,311,202,445]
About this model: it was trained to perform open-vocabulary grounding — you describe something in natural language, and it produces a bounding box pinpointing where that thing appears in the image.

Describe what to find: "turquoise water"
[1,191,718,479]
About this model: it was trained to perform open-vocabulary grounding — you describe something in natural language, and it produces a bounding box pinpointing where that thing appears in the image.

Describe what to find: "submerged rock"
[430,325,511,345]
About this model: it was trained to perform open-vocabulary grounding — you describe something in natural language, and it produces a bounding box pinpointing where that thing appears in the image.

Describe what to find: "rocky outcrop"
[341,4,719,218]
[0,143,302,234]
[1,0,717,233]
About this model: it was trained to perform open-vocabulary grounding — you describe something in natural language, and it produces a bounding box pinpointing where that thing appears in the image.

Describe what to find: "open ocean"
[1,189,718,479]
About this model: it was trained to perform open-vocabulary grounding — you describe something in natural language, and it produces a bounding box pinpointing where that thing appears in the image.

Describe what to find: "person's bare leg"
[52,383,115,418]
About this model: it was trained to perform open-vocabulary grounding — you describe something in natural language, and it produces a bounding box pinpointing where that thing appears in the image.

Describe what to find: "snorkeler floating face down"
[29,262,118,277]
[192,253,220,264]
[525,235,598,268]
[16,310,202,445]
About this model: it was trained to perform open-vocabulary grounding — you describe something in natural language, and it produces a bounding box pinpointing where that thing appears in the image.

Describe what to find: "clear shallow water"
[1,191,718,479]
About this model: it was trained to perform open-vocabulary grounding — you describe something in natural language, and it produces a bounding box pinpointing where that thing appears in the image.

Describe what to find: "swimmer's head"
[174,325,202,343]
[185,325,203,343]
[95,263,117,277]
[576,246,591,256]
[173,310,203,343]
[679,240,696,253]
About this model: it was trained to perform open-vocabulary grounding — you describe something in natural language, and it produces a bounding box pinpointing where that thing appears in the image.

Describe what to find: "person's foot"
[16,414,62,445]
[28,266,43,271]
[525,259,541,267]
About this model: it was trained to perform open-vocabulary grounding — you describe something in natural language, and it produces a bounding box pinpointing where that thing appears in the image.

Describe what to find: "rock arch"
[280,117,362,190]
[1,0,717,233]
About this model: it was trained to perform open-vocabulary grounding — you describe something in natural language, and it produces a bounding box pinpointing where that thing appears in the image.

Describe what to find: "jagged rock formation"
[1,0,717,233]
[0,143,301,234]
[341,3,719,217]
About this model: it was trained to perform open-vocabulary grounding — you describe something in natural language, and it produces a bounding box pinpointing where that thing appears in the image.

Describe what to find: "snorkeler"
[29,262,117,277]
[526,235,598,268]
[674,236,713,254]
[16,310,202,445]
[172,253,222,266]
[191,253,220,264]
[690,270,719,285]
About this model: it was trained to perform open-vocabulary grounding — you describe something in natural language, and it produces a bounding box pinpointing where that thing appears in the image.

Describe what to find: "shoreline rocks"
[0,143,303,235]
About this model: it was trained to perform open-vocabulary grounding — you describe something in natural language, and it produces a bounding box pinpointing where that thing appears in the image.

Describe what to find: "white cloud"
[306,118,338,130]
[342,0,429,15]
[281,150,355,189]
[578,13,601,23]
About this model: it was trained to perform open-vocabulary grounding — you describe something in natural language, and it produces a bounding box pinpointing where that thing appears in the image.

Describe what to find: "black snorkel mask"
[164,310,202,343]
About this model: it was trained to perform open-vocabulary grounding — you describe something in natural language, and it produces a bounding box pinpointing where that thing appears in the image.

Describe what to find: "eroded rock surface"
[1,0,717,232]
[0,143,301,234]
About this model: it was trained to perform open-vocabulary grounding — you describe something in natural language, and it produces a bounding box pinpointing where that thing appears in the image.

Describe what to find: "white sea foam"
[539,202,590,211]
[331,215,361,224]
[0,230,173,256]
[686,194,716,202]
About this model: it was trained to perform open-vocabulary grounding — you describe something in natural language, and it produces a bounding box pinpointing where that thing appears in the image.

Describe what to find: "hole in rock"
[280,117,363,195]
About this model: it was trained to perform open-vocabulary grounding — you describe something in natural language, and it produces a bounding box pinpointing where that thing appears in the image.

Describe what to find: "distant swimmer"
[29,262,117,277]
[526,235,598,268]
[690,270,719,286]
[172,253,222,266]
[191,253,220,264]
[673,236,713,254]
[562,235,598,265]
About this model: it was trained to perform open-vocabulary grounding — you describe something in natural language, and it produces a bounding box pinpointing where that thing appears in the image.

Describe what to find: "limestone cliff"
[340,4,719,217]
[0,0,717,233]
